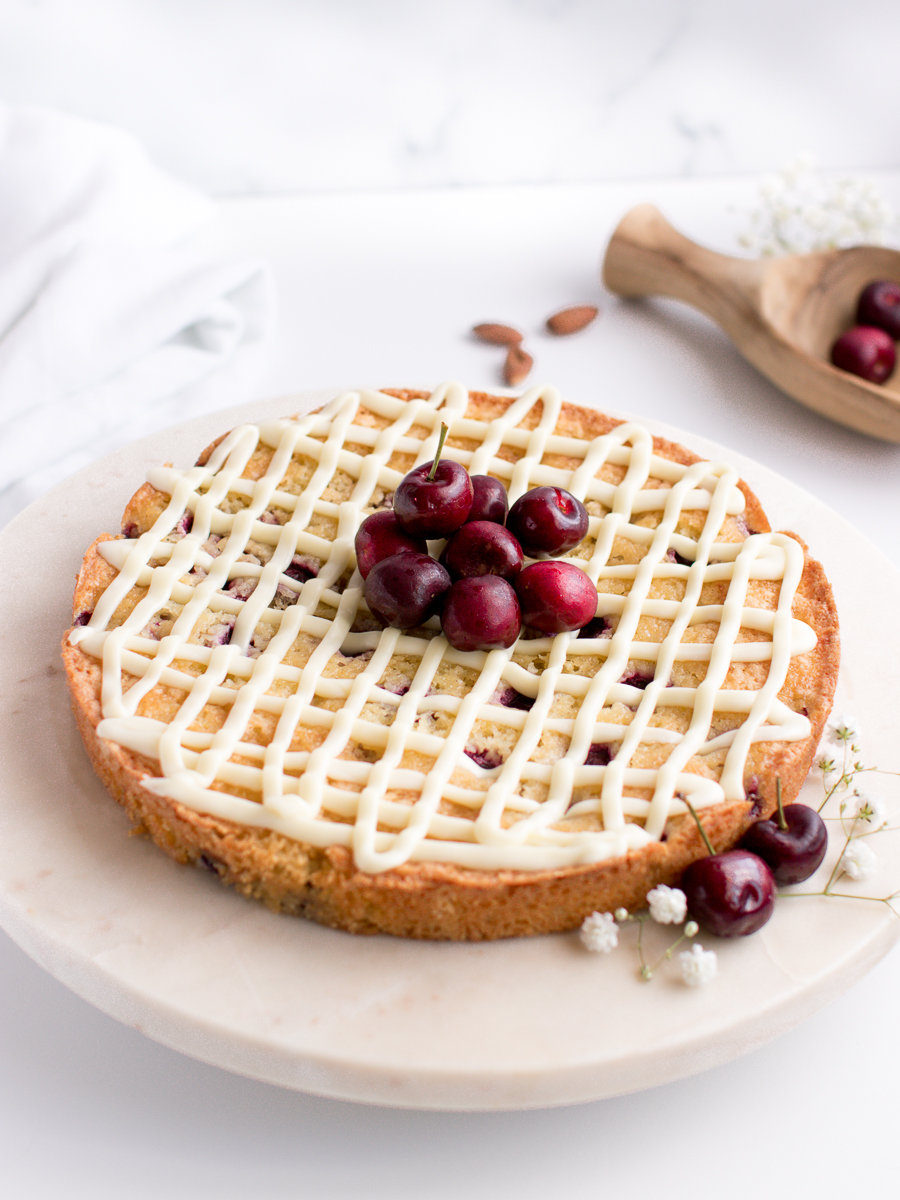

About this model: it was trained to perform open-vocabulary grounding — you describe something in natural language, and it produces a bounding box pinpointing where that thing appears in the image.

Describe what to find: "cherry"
[680,801,775,937]
[441,521,523,582]
[682,849,776,938]
[506,486,589,559]
[739,782,827,885]
[364,552,450,629]
[393,424,474,539]
[493,683,535,710]
[284,555,319,584]
[441,575,521,651]
[466,475,509,524]
[514,560,597,635]
[857,280,900,339]
[578,616,611,639]
[355,510,427,579]
[830,325,896,384]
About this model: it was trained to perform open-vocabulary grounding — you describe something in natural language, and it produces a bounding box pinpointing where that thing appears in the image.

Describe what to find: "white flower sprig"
[788,716,900,906]
[737,154,896,256]
[579,911,618,954]
[580,892,714,986]
[679,943,719,987]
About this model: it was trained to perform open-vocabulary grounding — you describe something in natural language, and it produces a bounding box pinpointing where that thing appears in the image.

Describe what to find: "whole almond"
[503,344,533,386]
[545,304,599,336]
[472,322,523,346]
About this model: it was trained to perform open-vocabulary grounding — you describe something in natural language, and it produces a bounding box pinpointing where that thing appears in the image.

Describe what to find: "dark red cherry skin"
[364,553,450,629]
[355,510,427,579]
[681,849,776,938]
[441,521,523,582]
[857,280,900,339]
[506,487,589,559]
[441,576,521,651]
[393,460,474,539]
[830,325,896,384]
[514,561,597,635]
[466,475,509,525]
[739,804,828,885]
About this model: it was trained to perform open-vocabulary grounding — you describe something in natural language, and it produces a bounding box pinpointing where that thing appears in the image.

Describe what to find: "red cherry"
[830,325,896,384]
[857,280,900,339]
[681,849,776,938]
[393,424,474,539]
[441,576,521,651]
[506,487,589,559]
[514,561,597,634]
[364,553,450,629]
[740,803,827,885]
[466,475,509,524]
[441,521,523,582]
[354,510,427,579]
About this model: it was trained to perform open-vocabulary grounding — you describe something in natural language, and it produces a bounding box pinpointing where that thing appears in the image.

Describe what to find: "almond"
[545,304,599,336]
[503,344,533,386]
[472,322,523,346]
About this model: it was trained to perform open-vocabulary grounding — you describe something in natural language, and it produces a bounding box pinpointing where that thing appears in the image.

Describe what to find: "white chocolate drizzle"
[69,383,816,874]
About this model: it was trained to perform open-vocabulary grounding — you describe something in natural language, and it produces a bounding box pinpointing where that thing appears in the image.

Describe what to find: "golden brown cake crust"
[62,388,840,940]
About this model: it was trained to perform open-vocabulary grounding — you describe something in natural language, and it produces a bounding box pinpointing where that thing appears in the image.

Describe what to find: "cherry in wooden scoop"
[602,203,900,443]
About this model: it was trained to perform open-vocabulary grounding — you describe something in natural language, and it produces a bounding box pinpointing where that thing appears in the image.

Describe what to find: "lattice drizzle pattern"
[69,383,815,873]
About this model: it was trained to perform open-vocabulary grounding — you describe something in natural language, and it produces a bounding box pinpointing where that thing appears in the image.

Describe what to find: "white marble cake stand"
[1,389,898,1111]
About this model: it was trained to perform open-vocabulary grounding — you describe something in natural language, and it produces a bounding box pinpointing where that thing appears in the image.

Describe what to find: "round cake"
[62,383,840,939]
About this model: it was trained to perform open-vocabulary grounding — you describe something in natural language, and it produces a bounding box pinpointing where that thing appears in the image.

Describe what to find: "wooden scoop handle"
[602,203,766,333]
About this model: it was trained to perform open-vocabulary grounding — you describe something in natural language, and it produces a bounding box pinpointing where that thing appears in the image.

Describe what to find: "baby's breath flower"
[580,911,618,953]
[851,791,887,830]
[839,840,878,882]
[679,944,718,987]
[646,884,688,926]
[684,920,699,938]
[831,713,860,743]
[614,907,629,922]
[738,156,896,255]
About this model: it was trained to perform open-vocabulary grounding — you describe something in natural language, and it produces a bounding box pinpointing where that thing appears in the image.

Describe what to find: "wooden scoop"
[602,203,900,443]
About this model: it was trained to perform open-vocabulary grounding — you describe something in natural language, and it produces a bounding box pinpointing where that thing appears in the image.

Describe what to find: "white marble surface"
[1,0,898,195]
[2,5,900,1194]
[3,173,900,1196]
[5,393,899,1114]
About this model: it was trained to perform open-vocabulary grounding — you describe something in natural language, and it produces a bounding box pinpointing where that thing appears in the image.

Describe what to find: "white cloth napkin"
[0,105,274,527]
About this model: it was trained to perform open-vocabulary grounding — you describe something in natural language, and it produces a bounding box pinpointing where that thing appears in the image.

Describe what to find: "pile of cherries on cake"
[830,279,900,385]
[355,424,597,652]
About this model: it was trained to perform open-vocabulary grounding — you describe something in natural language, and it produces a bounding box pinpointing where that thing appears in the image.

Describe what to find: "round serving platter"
[1,386,898,1111]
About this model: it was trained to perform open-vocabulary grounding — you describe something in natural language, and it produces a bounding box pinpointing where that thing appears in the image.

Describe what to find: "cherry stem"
[684,798,716,857]
[428,423,449,481]
[776,777,787,831]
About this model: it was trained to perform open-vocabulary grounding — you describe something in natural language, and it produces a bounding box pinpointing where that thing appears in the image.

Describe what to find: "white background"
[2,4,899,1197]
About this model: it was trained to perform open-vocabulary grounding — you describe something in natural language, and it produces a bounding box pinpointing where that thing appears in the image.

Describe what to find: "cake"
[62,383,840,939]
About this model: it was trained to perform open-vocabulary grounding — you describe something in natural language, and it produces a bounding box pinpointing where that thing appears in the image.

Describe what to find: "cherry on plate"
[506,486,589,558]
[364,552,450,629]
[441,575,521,652]
[467,475,509,525]
[740,803,827,885]
[514,560,597,635]
[355,510,427,579]
[393,424,474,539]
[856,280,900,340]
[830,325,896,384]
[681,849,776,938]
[441,521,524,581]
